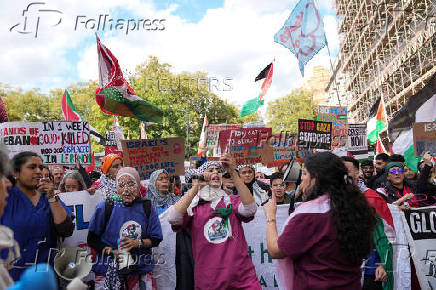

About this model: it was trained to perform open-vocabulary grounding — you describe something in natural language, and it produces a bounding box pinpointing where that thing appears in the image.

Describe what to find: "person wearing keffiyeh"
[90,154,123,199]
[146,169,180,215]
[237,164,269,206]
[168,156,261,290]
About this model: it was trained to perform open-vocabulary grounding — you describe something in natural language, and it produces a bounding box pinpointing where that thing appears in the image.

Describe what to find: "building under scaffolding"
[327,0,436,123]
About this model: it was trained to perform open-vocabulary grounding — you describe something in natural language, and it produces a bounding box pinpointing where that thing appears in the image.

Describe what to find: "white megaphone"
[54,247,93,282]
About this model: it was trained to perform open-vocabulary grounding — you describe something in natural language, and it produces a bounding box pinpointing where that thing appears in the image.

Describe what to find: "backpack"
[102,199,152,233]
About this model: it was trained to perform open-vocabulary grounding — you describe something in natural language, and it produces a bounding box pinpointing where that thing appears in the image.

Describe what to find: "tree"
[1,57,250,157]
[266,89,316,134]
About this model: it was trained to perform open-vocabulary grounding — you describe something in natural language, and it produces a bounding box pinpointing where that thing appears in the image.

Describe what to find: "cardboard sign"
[206,124,242,149]
[0,121,91,165]
[297,119,332,150]
[267,133,311,167]
[413,122,436,157]
[219,127,273,166]
[317,106,347,148]
[347,124,368,158]
[121,137,185,180]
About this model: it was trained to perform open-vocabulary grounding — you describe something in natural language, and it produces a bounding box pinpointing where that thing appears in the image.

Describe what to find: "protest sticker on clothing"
[266,133,311,167]
[297,119,332,150]
[413,122,436,157]
[317,106,347,148]
[121,137,185,180]
[219,127,273,166]
[0,121,91,165]
[59,190,105,248]
[153,205,290,289]
[347,124,368,159]
[401,206,436,288]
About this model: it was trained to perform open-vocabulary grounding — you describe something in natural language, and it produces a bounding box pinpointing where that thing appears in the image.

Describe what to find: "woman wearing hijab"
[88,167,163,290]
[168,154,261,290]
[90,154,123,198]
[237,164,269,205]
[147,169,180,215]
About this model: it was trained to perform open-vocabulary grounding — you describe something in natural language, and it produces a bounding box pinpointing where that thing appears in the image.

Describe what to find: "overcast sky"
[1,0,339,110]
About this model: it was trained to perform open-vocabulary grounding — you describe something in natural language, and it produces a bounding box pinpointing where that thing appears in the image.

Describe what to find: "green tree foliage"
[266,89,316,134]
[1,57,255,157]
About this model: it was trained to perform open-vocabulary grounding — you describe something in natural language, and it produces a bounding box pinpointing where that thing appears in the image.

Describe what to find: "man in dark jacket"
[368,153,389,189]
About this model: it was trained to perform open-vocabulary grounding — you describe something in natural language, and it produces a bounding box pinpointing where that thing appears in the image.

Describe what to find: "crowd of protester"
[0,145,434,289]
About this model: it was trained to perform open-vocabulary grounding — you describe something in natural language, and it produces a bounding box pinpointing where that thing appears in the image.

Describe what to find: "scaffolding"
[327,0,436,123]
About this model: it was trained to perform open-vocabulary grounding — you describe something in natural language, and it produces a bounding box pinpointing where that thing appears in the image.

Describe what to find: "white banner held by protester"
[401,206,436,289]
[0,121,91,165]
[59,190,105,248]
[153,205,289,289]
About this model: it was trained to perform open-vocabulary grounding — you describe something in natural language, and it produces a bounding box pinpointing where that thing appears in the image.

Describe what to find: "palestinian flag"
[364,189,395,290]
[240,63,273,117]
[388,72,436,172]
[61,90,105,145]
[61,90,81,121]
[95,36,163,123]
[367,97,387,145]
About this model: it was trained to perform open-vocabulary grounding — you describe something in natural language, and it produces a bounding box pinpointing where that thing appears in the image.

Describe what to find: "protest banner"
[317,106,347,148]
[59,190,105,248]
[206,124,242,156]
[267,133,311,167]
[347,124,368,159]
[401,206,436,288]
[0,121,91,165]
[105,130,123,156]
[121,137,185,180]
[297,119,332,150]
[413,122,436,157]
[219,127,273,166]
[153,205,290,289]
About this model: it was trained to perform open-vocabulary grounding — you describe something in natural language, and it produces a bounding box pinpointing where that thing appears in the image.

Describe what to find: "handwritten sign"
[0,121,91,165]
[219,128,273,166]
[317,106,347,148]
[348,124,368,158]
[267,133,311,167]
[206,124,242,149]
[413,122,436,157]
[121,137,185,180]
[297,119,332,150]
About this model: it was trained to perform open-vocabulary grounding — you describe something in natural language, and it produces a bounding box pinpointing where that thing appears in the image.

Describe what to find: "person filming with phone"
[168,153,261,289]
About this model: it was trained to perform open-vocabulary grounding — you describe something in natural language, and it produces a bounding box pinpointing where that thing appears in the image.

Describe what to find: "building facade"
[327,0,436,123]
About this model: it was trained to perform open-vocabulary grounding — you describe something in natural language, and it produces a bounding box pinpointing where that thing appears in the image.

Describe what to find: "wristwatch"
[48,195,60,203]
[138,239,144,248]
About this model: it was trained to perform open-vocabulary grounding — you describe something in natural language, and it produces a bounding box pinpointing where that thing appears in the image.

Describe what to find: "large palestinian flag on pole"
[367,97,387,145]
[95,36,163,123]
[240,62,273,117]
[388,72,436,172]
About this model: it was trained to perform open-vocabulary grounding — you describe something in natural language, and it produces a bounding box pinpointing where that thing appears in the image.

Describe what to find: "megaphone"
[54,247,92,282]
[283,158,302,184]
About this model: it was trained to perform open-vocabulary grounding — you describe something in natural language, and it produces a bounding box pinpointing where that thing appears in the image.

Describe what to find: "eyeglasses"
[118,181,137,189]
[388,168,404,174]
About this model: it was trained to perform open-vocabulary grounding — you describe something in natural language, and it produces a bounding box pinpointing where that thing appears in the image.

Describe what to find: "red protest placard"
[219,127,273,166]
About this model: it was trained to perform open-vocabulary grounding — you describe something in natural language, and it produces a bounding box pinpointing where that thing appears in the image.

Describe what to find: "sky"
[0,0,340,110]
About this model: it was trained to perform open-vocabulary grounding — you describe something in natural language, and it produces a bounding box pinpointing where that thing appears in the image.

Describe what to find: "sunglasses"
[388,168,403,174]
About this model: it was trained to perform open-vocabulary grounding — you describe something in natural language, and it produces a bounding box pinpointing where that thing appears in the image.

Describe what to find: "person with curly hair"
[263,152,377,289]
